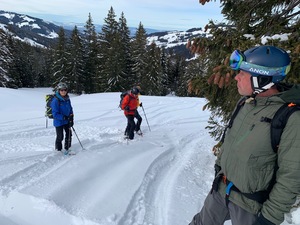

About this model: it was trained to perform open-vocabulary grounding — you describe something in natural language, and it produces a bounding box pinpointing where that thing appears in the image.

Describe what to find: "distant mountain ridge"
[0,10,208,56]
[0,10,71,47]
[55,21,161,36]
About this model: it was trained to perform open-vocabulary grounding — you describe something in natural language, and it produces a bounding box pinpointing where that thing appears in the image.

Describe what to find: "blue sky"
[1,0,224,31]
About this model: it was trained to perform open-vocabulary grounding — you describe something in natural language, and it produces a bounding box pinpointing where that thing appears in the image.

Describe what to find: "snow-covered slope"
[0,87,215,225]
[0,87,299,225]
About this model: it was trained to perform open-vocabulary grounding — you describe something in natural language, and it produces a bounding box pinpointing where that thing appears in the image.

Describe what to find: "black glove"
[210,164,222,194]
[140,102,143,107]
[214,164,221,177]
[210,172,223,193]
[253,213,275,225]
[124,106,130,111]
[68,114,74,127]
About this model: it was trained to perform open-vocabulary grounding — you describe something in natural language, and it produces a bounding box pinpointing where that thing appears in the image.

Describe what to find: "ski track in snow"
[118,130,214,225]
[0,90,216,225]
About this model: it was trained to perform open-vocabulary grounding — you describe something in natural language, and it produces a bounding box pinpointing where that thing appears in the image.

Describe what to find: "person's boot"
[64,140,71,150]
[55,143,62,151]
[136,130,143,135]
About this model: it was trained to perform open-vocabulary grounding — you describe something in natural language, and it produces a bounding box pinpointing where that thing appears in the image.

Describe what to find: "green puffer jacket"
[216,84,300,225]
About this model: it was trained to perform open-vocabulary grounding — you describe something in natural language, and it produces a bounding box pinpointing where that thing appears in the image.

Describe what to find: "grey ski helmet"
[57,82,68,91]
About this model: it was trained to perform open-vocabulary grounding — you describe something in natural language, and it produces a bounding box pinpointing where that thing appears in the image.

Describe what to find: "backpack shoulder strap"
[51,94,60,104]
[219,97,247,144]
[270,103,300,152]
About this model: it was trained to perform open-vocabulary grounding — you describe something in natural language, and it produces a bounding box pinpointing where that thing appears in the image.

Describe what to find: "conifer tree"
[175,57,189,97]
[185,54,207,98]
[100,6,123,92]
[51,27,69,88]
[160,47,169,95]
[9,40,37,88]
[2,29,52,88]
[143,42,163,95]
[165,52,187,95]
[83,13,101,93]
[131,22,147,87]
[118,12,134,90]
[0,29,13,87]
[39,48,54,87]
[29,46,51,87]
[67,26,85,94]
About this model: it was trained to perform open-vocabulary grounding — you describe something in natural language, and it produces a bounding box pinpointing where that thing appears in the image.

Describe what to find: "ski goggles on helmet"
[229,50,291,77]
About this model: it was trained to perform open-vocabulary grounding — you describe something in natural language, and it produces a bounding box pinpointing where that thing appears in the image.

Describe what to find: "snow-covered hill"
[0,10,67,47]
[147,28,208,48]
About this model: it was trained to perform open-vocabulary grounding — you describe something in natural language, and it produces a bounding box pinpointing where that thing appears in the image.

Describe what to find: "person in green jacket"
[189,46,300,225]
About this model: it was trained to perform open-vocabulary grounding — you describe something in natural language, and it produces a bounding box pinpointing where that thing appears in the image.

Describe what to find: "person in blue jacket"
[50,82,74,152]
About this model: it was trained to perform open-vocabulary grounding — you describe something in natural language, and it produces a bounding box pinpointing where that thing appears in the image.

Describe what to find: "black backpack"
[267,102,300,152]
[219,98,300,153]
[119,91,130,108]
[45,94,57,119]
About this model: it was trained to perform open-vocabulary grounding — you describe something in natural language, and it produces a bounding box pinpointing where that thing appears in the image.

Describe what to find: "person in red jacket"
[134,86,143,135]
[121,87,139,140]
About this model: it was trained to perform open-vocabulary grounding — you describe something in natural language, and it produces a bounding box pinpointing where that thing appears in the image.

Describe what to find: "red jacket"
[121,93,138,116]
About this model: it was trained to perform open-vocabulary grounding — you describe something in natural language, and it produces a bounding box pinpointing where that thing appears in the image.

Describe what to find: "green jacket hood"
[278,84,300,104]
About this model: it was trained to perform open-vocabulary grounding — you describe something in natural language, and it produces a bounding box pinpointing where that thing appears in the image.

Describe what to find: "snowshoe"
[62,149,76,155]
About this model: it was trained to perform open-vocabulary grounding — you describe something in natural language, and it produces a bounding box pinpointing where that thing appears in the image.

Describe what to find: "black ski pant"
[125,115,135,140]
[134,110,142,131]
[55,124,72,150]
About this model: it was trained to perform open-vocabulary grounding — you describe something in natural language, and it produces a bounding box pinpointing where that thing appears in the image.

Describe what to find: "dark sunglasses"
[60,89,67,92]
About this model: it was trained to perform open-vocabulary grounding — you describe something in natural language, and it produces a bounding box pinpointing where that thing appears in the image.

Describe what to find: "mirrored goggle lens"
[229,50,244,70]
[239,62,291,76]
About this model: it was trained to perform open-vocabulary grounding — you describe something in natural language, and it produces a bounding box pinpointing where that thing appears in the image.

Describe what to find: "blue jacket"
[51,91,73,127]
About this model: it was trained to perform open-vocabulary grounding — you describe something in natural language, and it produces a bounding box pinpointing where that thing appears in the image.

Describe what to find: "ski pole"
[141,105,151,131]
[71,127,84,150]
[68,127,72,150]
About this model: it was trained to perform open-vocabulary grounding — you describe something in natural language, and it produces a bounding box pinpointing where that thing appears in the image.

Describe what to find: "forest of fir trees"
[0,7,196,97]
